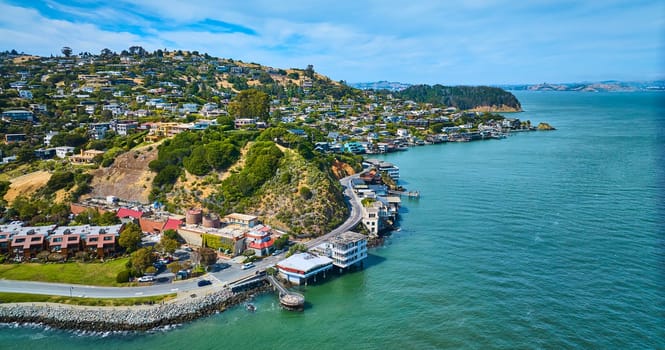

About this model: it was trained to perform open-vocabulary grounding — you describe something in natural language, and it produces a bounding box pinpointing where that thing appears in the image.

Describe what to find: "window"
[89,237,98,242]
[31,237,41,242]
[15,238,25,243]
[68,236,77,241]
[103,236,113,241]
[53,237,63,242]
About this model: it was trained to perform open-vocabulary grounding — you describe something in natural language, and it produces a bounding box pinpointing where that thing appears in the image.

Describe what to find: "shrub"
[300,186,313,200]
[36,250,51,263]
[47,252,65,262]
[116,270,131,283]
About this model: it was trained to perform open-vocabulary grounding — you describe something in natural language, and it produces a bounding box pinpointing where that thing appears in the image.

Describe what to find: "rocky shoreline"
[0,281,270,333]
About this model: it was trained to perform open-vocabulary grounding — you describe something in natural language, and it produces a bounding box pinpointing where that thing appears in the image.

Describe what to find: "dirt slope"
[4,171,51,204]
[89,145,158,203]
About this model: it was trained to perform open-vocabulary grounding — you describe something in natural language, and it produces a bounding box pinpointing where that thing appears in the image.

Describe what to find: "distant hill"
[497,80,665,92]
[393,84,522,112]
[349,81,412,91]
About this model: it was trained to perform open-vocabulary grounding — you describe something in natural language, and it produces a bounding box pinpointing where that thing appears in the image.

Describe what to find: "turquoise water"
[2,92,664,349]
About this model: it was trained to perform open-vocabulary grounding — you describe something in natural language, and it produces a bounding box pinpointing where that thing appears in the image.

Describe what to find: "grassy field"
[0,258,129,286]
[0,292,175,306]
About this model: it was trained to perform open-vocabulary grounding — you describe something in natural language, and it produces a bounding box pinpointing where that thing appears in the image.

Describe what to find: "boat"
[246,303,256,312]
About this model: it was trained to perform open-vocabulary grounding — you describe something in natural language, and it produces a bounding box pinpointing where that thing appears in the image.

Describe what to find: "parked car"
[197,279,212,287]
[137,276,154,282]
[242,263,255,270]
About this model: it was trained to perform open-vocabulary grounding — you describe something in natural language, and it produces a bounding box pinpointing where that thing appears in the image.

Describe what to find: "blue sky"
[0,0,663,84]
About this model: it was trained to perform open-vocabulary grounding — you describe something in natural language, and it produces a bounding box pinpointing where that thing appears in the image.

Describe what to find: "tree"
[163,229,179,240]
[131,247,156,275]
[198,247,217,267]
[227,89,270,121]
[61,46,72,57]
[305,64,314,78]
[119,222,142,253]
[157,236,179,255]
[167,261,184,274]
[274,234,290,250]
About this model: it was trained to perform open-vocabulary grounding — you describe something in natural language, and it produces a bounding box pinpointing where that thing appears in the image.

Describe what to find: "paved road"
[0,279,201,298]
[305,173,362,248]
[0,174,363,298]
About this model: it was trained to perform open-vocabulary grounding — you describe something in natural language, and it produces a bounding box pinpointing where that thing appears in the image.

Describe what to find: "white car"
[137,276,155,282]
[241,263,255,270]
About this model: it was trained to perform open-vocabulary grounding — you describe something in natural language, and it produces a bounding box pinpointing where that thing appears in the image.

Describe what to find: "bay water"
[1,91,663,349]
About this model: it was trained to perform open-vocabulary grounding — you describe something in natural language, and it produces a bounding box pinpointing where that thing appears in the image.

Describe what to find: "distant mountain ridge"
[496,80,665,92]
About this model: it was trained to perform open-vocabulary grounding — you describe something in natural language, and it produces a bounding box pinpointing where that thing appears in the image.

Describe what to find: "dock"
[267,275,305,311]
[388,190,420,198]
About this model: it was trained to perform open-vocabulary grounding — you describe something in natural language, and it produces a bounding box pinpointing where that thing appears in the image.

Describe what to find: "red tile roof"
[249,239,274,249]
[163,218,183,231]
[117,208,143,219]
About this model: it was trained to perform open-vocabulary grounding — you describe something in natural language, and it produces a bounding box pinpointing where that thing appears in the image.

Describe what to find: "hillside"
[3,171,51,204]
[240,149,349,236]
[88,143,159,203]
[395,84,522,111]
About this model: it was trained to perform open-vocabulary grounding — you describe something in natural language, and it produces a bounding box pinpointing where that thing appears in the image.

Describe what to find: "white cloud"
[0,0,662,84]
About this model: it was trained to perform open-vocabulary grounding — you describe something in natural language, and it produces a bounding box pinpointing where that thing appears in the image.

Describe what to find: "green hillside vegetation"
[394,84,522,111]
[148,129,255,201]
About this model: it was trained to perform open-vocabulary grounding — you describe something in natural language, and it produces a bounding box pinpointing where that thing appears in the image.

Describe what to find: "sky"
[0,0,663,85]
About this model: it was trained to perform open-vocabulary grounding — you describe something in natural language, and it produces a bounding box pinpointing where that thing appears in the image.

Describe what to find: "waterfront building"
[313,231,367,270]
[276,252,333,285]
[364,159,400,181]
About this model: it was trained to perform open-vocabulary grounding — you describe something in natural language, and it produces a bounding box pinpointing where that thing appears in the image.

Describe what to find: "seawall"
[0,281,270,332]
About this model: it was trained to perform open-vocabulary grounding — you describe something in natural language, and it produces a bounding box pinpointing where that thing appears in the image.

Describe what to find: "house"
[44,131,58,146]
[89,123,111,140]
[223,213,259,228]
[234,118,257,129]
[344,142,366,154]
[10,228,51,260]
[364,159,400,181]
[245,225,274,257]
[116,208,144,224]
[83,224,123,259]
[4,134,27,144]
[114,121,139,136]
[19,90,33,99]
[48,229,83,257]
[55,146,75,159]
[361,200,390,236]
[34,148,56,160]
[276,252,333,285]
[70,149,104,164]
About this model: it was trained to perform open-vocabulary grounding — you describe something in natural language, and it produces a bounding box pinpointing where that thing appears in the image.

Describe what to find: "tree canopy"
[227,89,270,121]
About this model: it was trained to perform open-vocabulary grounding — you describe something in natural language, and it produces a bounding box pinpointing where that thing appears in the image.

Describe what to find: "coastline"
[0,281,270,333]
